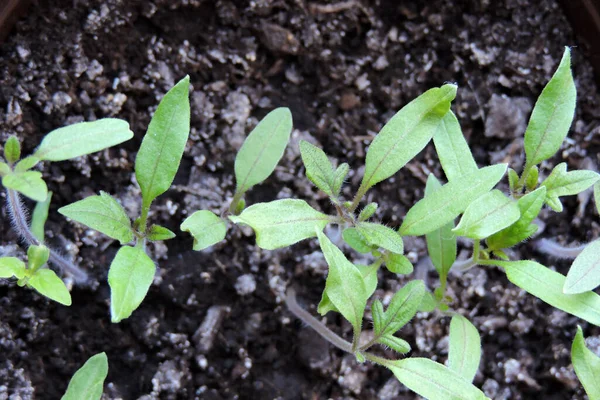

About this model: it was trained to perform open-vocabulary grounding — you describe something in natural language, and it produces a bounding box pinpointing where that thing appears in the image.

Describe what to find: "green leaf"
[135,76,190,206]
[59,192,134,244]
[378,334,411,354]
[147,225,176,242]
[595,182,600,214]
[61,352,108,400]
[299,140,337,197]
[377,280,425,336]
[433,111,478,181]
[27,245,50,272]
[388,358,487,400]
[31,191,52,241]
[508,168,519,192]
[384,253,414,275]
[449,315,481,383]
[357,263,379,298]
[342,228,372,253]
[108,246,156,323]
[0,257,26,279]
[358,202,378,221]
[564,240,600,294]
[14,156,40,172]
[487,186,546,250]
[453,190,520,240]
[234,107,293,195]
[572,326,600,400]
[28,269,72,306]
[4,136,21,163]
[361,84,457,190]
[229,199,331,250]
[34,119,133,161]
[496,260,600,326]
[0,162,9,177]
[356,222,403,254]
[2,171,48,202]
[542,163,600,210]
[372,300,384,334]
[419,290,437,312]
[316,230,367,337]
[332,163,349,195]
[425,175,457,278]
[525,165,539,191]
[524,47,576,168]
[180,210,227,250]
[399,164,508,236]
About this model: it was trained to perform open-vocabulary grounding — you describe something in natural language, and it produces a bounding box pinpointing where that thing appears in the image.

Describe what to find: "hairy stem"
[6,189,88,284]
[349,183,368,213]
[535,238,587,259]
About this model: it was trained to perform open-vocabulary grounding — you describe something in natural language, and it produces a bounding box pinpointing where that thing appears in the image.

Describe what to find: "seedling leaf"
[342,228,372,253]
[356,222,404,254]
[399,164,507,236]
[108,246,156,323]
[4,136,21,163]
[0,257,26,279]
[361,84,457,190]
[524,47,576,168]
[508,168,519,192]
[299,140,336,197]
[433,111,477,181]
[425,175,457,278]
[358,202,378,221]
[147,225,176,242]
[377,280,425,336]
[229,199,331,250]
[59,192,134,244]
[180,210,227,250]
[448,315,481,382]
[135,76,190,205]
[27,245,50,272]
[378,334,411,354]
[28,269,72,306]
[453,190,520,240]
[564,240,600,294]
[14,156,40,172]
[542,163,600,205]
[2,171,48,202]
[385,253,414,275]
[235,107,293,195]
[61,352,108,400]
[572,326,600,400]
[31,191,52,241]
[0,162,9,176]
[34,119,133,161]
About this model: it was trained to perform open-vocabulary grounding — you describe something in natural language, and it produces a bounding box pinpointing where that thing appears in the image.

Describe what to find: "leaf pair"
[0,245,71,306]
[299,140,349,199]
[541,163,600,212]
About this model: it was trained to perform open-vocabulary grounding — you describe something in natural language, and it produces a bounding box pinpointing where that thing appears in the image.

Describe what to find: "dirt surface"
[1,1,599,399]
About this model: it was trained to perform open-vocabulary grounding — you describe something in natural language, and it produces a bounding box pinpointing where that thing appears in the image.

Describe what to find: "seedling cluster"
[1,47,599,399]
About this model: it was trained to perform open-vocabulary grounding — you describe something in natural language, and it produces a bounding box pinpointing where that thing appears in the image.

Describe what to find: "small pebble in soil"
[234,273,257,296]
[193,305,231,354]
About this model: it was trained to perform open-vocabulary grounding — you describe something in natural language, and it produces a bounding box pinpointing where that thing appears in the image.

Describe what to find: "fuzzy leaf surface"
[34,119,133,161]
[433,111,478,181]
[61,352,108,400]
[108,246,156,323]
[147,225,176,242]
[235,107,293,194]
[449,315,481,383]
[376,280,425,337]
[572,326,600,400]
[385,253,414,275]
[342,228,372,253]
[453,190,520,240]
[524,48,576,167]
[181,210,227,250]
[135,76,190,205]
[2,171,48,202]
[29,269,72,306]
[356,222,404,254]
[361,84,457,189]
[378,335,411,354]
[399,164,507,236]
[425,175,457,278]
[299,140,336,197]
[564,240,600,294]
[229,199,331,250]
[59,192,133,244]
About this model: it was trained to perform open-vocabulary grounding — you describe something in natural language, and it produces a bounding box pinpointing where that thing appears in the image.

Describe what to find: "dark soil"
[1,1,599,399]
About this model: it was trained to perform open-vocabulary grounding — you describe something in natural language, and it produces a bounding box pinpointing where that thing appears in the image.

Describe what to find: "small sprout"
[358,202,378,221]
[4,136,21,164]
[525,165,539,191]
[508,168,519,192]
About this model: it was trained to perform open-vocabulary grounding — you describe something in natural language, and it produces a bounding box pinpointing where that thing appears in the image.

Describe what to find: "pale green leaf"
[449,315,481,383]
[229,199,331,250]
[425,174,457,278]
[487,186,546,250]
[419,290,437,312]
[27,245,50,272]
[564,240,600,294]
[508,168,519,192]
[14,156,40,172]
[342,227,372,253]
[361,84,457,190]
[433,111,477,181]
[525,165,539,191]
[59,192,133,244]
[181,210,227,250]
[0,257,26,279]
[316,230,367,336]
[595,183,600,214]
[378,280,425,336]
[4,136,20,163]
[108,246,156,323]
[372,300,384,336]
[299,140,336,197]
[453,190,520,240]
[572,326,600,400]
[135,76,190,205]
[0,162,9,177]
[496,260,600,326]
[61,352,108,400]
[399,164,508,236]
[385,253,414,275]
[378,334,411,354]
[356,222,403,254]
[2,171,48,202]
[235,107,293,194]
[388,358,487,400]
[31,191,52,241]
[147,225,176,242]
[28,269,72,306]
[357,263,379,298]
[332,163,349,195]
[34,119,133,161]
[358,202,378,221]
[524,47,576,167]
[542,163,600,203]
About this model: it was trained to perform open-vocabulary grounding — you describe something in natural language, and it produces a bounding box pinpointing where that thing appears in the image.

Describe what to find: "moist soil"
[1,1,600,399]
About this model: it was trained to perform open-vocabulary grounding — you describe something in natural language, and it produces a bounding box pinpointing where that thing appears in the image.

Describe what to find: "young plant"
[0,119,133,286]
[58,76,191,322]
[61,352,108,400]
[180,107,293,250]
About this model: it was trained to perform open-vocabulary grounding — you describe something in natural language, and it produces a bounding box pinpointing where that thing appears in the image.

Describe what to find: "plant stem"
[6,189,88,284]
[349,183,368,213]
[228,191,244,215]
[138,198,152,235]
